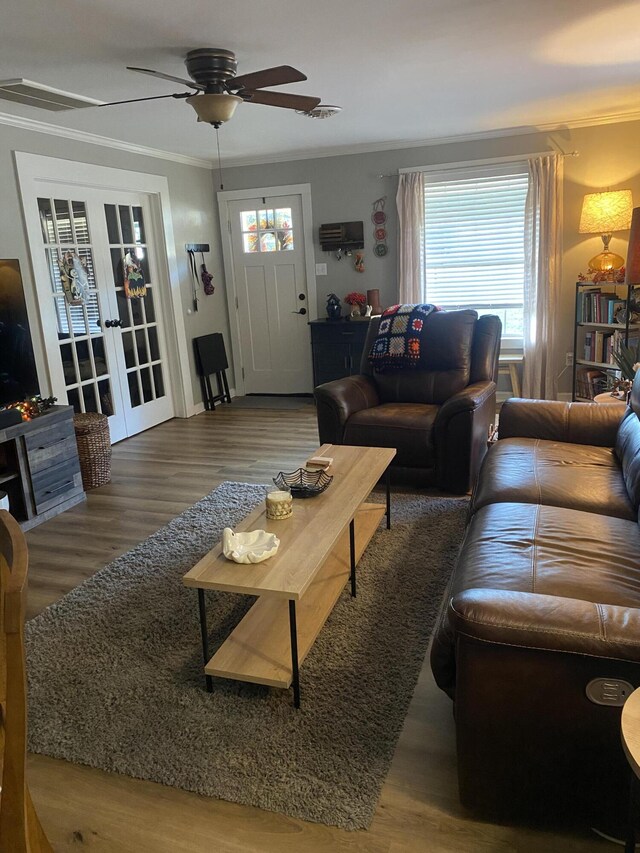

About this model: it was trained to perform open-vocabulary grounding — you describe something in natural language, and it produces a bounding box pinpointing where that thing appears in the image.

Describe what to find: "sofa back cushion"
[360,309,477,404]
[615,389,640,511]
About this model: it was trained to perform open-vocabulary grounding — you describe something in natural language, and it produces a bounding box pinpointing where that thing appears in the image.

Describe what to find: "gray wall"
[3,116,640,404]
[219,119,640,396]
[0,123,224,405]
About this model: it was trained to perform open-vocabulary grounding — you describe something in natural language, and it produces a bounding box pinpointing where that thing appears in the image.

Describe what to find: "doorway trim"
[14,151,195,418]
[217,183,316,396]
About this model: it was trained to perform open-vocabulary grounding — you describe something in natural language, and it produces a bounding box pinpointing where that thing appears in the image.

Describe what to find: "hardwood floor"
[25,406,607,852]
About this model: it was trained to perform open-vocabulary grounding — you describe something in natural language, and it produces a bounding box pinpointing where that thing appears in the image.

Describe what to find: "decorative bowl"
[221,528,280,564]
[273,468,333,498]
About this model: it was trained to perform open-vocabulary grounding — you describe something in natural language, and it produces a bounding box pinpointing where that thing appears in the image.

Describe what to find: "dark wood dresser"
[309,319,371,387]
[0,405,85,530]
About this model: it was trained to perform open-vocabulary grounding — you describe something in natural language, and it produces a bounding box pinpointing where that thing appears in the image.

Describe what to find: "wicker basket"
[73,412,112,490]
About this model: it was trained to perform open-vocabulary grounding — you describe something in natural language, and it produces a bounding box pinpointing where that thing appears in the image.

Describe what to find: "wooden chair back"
[0,509,52,851]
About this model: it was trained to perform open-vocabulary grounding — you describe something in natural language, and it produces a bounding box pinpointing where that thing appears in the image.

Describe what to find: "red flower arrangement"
[344,291,367,306]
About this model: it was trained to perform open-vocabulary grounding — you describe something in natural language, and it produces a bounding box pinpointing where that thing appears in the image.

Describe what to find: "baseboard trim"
[183,388,238,418]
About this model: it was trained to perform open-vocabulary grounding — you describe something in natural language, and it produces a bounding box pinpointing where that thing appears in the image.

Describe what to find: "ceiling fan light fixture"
[186,93,242,126]
[295,104,341,119]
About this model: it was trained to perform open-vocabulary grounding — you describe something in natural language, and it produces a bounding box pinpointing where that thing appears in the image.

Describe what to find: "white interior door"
[100,190,174,437]
[28,184,174,442]
[227,194,312,394]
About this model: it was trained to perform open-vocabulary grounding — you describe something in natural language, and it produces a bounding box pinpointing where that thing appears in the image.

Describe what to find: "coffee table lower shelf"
[205,502,386,691]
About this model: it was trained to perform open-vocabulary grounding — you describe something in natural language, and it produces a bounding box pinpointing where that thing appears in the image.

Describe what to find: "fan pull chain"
[216,127,224,191]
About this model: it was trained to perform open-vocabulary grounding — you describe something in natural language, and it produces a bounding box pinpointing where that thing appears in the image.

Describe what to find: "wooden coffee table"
[183,443,395,708]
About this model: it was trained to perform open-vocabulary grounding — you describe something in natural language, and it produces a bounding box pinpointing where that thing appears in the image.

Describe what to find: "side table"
[621,686,640,851]
[593,392,628,406]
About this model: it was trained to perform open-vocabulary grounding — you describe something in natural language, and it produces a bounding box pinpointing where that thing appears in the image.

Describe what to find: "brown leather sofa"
[314,310,501,494]
[431,392,640,829]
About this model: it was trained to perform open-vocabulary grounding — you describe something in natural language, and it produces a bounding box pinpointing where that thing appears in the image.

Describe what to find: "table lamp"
[579,189,633,271]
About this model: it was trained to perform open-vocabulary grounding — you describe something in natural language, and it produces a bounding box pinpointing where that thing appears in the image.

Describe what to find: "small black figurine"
[326,293,342,321]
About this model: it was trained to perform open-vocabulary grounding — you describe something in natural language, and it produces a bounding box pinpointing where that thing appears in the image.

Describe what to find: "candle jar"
[265,486,293,520]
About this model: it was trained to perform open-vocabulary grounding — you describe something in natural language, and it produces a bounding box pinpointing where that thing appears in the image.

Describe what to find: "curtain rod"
[377,149,579,178]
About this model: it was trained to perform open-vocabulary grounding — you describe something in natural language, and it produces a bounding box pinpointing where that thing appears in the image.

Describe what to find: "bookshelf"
[572,282,636,401]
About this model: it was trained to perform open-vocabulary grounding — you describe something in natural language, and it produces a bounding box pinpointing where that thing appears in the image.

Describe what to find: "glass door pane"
[37,197,116,417]
[104,203,167,410]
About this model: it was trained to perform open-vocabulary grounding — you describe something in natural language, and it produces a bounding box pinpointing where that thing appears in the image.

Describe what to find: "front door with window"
[226,194,312,394]
[32,185,174,442]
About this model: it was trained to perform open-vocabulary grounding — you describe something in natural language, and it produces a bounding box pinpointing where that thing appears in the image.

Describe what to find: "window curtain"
[522,155,563,399]
[396,171,424,304]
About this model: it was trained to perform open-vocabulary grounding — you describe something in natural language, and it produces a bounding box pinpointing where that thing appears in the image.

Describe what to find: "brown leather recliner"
[314,310,501,494]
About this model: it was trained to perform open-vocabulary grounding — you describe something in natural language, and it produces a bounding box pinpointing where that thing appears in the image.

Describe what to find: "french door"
[31,184,174,442]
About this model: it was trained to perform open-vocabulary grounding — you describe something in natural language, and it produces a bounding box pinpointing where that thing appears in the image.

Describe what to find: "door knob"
[298,293,306,301]
[105,319,123,328]
[292,308,307,315]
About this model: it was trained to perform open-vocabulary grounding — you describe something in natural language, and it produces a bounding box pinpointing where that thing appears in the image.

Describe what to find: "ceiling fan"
[100,48,322,128]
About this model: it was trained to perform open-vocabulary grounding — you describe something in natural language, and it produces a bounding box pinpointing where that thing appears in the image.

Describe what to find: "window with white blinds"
[421,164,528,341]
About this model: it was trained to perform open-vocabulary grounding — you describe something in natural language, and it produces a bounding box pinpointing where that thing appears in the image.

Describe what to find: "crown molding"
[219,108,640,168]
[0,109,212,169]
[2,103,640,173]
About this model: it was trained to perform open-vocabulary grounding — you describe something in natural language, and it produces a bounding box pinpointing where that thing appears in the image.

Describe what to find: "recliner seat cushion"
[454,502,640,605]
[343,402,438,468]
[471,437,634,520]
[431,501,640,691]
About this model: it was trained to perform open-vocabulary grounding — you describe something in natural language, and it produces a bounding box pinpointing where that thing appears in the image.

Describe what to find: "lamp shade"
[626,207,640,285]
[579,190,633,234]
[186,93,242,125]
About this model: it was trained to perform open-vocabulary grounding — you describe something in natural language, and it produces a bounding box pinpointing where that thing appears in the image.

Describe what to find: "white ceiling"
[3,0,640,167]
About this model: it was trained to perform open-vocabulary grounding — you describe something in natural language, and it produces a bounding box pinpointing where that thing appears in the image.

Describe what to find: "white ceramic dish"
[221,527,280,564]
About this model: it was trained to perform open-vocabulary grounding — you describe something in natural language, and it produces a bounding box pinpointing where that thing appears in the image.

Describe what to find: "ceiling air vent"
[0,79,103,111]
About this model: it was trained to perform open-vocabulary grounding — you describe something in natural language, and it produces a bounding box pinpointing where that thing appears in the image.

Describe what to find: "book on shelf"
[583,329,638,364]
[575,365,609,399]
[576,286,627,325]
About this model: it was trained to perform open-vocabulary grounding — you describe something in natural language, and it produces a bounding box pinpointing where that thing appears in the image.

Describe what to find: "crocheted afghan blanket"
[368,303,439,372]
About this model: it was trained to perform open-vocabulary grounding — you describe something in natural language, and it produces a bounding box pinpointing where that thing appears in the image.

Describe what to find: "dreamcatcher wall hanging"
[123,250,147,299]
[371,197,388,257]
[58,251,90,305]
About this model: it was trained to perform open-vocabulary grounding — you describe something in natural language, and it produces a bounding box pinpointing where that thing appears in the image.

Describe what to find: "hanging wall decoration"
[186,244,214,311]
[371,196,388,257]
[201,251,215,296]
[59,251,90,305]
[354,252,365,273]
[123,250,147,299]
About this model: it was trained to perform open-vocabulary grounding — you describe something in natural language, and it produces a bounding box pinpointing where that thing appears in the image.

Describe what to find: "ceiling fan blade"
[228,65,306,91]
[240,90,321,111]
[126,66,202,90]
[98,92,191,108]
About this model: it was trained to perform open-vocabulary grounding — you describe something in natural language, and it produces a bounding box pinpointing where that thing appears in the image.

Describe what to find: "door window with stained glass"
[240,208,294,253]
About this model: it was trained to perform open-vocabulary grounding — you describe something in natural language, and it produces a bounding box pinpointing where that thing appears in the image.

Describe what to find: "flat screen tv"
[0,259,40,406]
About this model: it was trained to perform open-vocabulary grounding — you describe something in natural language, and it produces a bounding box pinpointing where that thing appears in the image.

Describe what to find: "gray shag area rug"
[25,482,467,831]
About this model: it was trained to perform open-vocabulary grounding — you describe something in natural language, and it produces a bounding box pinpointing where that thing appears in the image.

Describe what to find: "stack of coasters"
[305,455,333,473]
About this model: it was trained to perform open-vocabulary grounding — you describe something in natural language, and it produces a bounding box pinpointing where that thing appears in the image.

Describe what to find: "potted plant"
[611,339,640,399]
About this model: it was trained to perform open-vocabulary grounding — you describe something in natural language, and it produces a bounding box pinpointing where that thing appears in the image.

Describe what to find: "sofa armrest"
[314,374,380,445]
[450,588,640,661]
[499,398,624,446]
[442,587,640,823]
[433,381,496,493]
